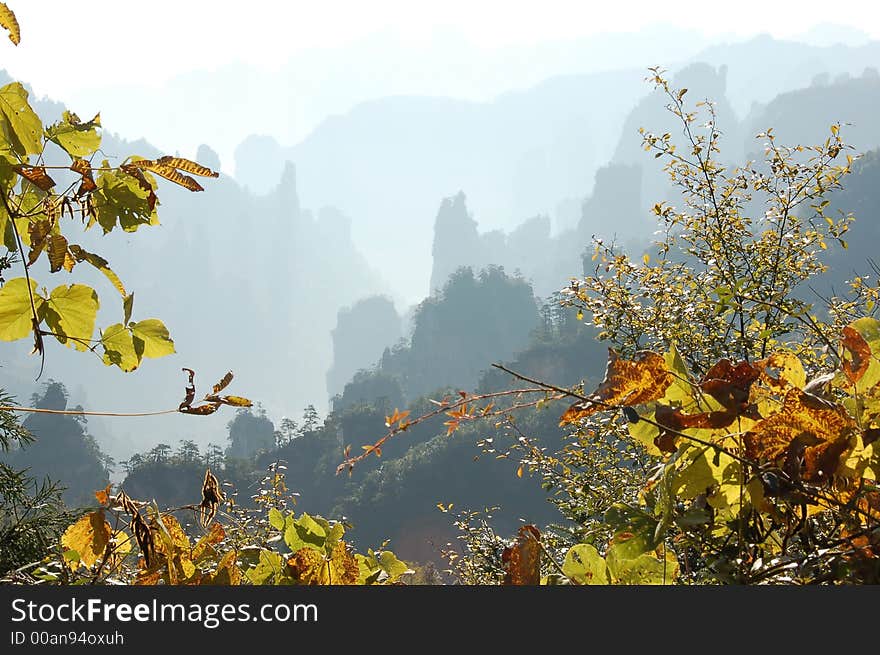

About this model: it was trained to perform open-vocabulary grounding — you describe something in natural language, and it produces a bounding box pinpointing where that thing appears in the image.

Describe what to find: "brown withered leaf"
[26,219,50,265]
[841,325,871,384]
[0,3,21,45]
[198,468,225,527]
[560,350,672,425]
[70,159,97,196]
[744,388,857,482]
[654,431,679,454]
[700,359,760,411]
[501,524,542,585]
[131,160,204,192]
[156,156,219,178]
[132,511,155,568]
[13,164,55,191]
[212,371,233,395]
[47,234,68,273]
[179,367,196,410]
[654,404,737,431]
[180,402,221,415]
[61,251,76,273]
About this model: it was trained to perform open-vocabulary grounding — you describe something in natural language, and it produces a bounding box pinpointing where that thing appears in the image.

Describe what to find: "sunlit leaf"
[46,234,68,273]
[0,82,42,156]
[44,283,99,351]
[155,156,219,178]
[212,371,233,394]
[0,277,43,341]
[45,111,101,158]
[562,543,608,585]
[0,3,20,45]
[60,511,111,570]
[93,161,157,233]
[129,318,174,358]
[744,388,857,481]
[70,158,97,195]
[13,164,54,191]
[560,350,673,425]
[100,322,143,371]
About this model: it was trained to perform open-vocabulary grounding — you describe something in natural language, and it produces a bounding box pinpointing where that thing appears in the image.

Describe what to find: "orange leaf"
[744,389,857,482]
[94,484,112,505]
[841,325,871,384]
[560,349,673,425]
[501,525,541,585]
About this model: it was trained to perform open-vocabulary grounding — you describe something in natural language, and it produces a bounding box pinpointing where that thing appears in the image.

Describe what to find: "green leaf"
[283,513,327,554]
[562,544,608,585]
[44,284,99,351]
[0,277,43,341]
[663,343,693,403]
[0,82,43,157]
[45,111,101,158]
[377,551,411,582]
[100,323,143,372]
[606,547,678,585]
[123,292,134,326]
[129,319,174,359]
[92,161,157,233]
[268,508,285,531]
[244,549,285,586]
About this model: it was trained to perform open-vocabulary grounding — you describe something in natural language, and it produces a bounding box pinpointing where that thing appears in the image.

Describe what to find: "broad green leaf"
[45,111,101,158]
[92,161,157,233]
[0,277,43,341]
[245,549,285,585]
[44,283,99,351]
[0,82,42,157]
[284,513,327,553]
[628,410,663,456]
[355,553,383,585]
[562,544,608,585]
[377,550,411,582]
[129,319,174,358]
[606,547,678,585]
[268,507,285,531]
[100,323,143,371]
[663,343,693,403]
[604,504,659,557]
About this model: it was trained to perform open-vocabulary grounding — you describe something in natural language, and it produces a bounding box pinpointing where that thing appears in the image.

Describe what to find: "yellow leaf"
[0,2,20,45]
[61,511,111,570]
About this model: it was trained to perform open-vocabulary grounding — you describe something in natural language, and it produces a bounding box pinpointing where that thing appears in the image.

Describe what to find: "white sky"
[5,0,878,96]
[0,0,877,173]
